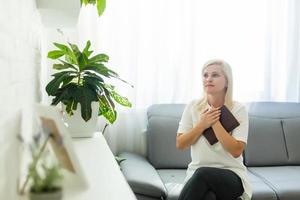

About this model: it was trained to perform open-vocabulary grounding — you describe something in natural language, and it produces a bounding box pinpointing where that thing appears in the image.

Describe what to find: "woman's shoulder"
[184,99,201,111]
[188,99,202,107]
[232,101,248,113]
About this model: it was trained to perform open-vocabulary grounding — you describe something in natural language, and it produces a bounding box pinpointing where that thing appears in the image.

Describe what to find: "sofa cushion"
[282,118,300,164]
[244,117,288,166]
[248,171,277,200]
[119,152,167,198]
[249,166,300,200]
[247,102,300,118]
[147,104,191,169]
[157,169,185,200]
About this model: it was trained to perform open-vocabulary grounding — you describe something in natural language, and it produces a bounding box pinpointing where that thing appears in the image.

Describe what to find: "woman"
[176,59,252,200]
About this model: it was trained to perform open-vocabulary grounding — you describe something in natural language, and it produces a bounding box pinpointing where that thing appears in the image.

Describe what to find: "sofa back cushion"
[147,104,191,169]
[244,102,300,166]
[245,117,288,166]
[282,118,300,164]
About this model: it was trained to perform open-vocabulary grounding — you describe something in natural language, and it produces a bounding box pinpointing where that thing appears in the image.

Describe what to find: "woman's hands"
[197,106,221,129]
[176,106,221,150]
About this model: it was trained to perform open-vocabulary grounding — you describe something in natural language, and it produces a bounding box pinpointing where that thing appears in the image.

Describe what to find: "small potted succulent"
[46,40,132,137]
[26,134,63,200]
[28,164,63,200]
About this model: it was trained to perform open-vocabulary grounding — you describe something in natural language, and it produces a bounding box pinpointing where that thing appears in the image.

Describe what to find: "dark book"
[203,105,240,145]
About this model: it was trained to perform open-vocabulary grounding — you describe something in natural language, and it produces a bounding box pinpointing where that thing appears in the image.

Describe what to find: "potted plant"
[45,40,132,137]
[80,0,106,16]
[28,164,63,200]
[26,134,63,200]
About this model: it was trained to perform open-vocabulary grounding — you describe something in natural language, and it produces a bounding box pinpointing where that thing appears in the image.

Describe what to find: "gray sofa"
[119,102,300,200]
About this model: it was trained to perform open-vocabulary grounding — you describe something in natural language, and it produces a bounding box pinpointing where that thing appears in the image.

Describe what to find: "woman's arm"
[176,123,205,149]
[176,107,221,149]
[212,122,245,158]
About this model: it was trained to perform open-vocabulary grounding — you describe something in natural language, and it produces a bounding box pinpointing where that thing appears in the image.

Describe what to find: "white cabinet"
[64,133,137,200]
[19,133,136,200]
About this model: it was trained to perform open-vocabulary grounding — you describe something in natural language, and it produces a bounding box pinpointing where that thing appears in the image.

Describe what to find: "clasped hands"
[198,106,221,130]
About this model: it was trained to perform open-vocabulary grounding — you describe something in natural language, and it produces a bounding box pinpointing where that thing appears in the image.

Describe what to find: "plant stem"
[19,134,52,195]
[102,123,109,135]
[77,72,81,85]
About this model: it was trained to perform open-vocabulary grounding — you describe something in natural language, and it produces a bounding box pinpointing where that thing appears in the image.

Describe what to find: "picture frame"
[34,104,89,190]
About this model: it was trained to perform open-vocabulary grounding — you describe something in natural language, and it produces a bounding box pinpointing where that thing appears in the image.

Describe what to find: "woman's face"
[202,64,227,95]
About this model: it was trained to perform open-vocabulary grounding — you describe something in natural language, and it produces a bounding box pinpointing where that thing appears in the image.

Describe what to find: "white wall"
[0,0,42,108]
[0,1,43,199]
[0,0,80,120]
[0,0,43,138]
[0,0,79,199]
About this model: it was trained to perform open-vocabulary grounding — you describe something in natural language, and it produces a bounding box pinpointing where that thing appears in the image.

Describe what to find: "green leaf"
[53,64,75,71]
[88,0,96,4]
[103,84,115,90]
[83,76,104,94]
[103,108,117,123]
[110,90,132,107]
[46,71,74,96]
[86,50,93,58]
[62,75,77,87]
[69,43,81,58]
[98,95,117,123]
[53,43,69,52]
[49,42,78,65]
[53,64,66,70]
[56,43,77,65]
[83,40,93,57]
[65,55,72,64]
[81,0,96,5]
[83,71,104,82]
[65,100,78,115]
[58,59,78,71]
[103,87,115,109]
[103,84,131,107]
[97,0,106,16]
[53,43,77,64]
[50,83,77,105]
[68,43,81,64]
[107,69,133,87]
[48,50,65,59]
[78,53,89,71]
[89,53,109,63]
[75,86,98,121]
[98,96,110,116]
[85,63,110,77]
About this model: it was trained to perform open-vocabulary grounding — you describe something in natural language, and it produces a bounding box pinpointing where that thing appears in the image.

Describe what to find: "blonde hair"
[197,59,233,111]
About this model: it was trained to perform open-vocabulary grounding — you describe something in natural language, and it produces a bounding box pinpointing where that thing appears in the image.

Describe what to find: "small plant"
[25,133,63,196]
[46,40,132,123]
[28,163,62,193]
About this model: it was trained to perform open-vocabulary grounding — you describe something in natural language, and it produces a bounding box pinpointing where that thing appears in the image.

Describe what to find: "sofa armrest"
[119,152,167,198]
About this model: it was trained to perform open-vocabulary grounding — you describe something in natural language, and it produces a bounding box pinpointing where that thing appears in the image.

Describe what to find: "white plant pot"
[62,102,99,138]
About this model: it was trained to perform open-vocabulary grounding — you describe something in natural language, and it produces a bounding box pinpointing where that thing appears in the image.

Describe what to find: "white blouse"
[177,100,252,200]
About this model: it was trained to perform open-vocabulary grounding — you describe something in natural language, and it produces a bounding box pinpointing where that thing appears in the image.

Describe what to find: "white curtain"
[263,0,300,101]
[77,0,300,155]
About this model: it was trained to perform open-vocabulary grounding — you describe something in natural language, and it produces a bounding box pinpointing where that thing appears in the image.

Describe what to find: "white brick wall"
[0,0,79,198]
[0,1,43,199]
[0,0,42,108]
